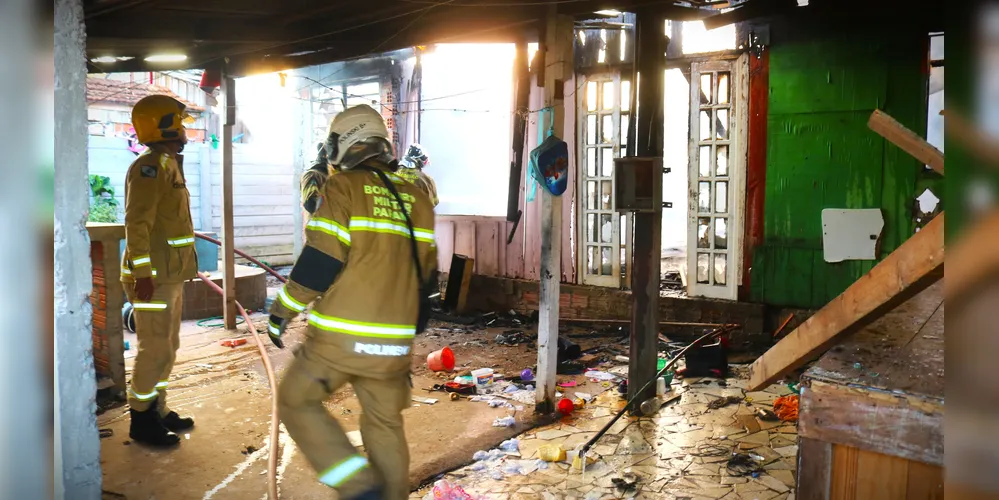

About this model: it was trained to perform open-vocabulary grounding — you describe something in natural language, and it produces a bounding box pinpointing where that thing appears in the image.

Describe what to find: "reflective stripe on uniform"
[167,235,196,247]
[132,302,168,311]
[268,321,281,337]
[277,287,307,313]
[318,455,369,488]
[308,311,416,339]
[130,388,159,401]
[123,268,157,277]
[306,217,351,246]
[132,255,151,267]
[349,217,435,243]
[155,380,169,389]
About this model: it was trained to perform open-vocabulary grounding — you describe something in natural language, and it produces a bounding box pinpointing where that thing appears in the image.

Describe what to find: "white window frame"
[686,54,749,300]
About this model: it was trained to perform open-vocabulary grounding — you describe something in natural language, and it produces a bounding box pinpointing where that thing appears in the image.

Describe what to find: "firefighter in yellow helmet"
[120,94,198,447]
[395,143,438,207]
[269,104,437,500]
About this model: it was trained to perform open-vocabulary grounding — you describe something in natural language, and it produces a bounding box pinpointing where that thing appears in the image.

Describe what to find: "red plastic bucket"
[427,346,455,372]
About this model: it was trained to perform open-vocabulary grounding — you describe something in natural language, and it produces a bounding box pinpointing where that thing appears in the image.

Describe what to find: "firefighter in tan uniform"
[396,143,439,207]
[120,95,198,447]
[268,105,437,500]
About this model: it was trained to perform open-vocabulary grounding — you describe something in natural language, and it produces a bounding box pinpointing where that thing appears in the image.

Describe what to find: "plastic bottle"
[639,397,661,415]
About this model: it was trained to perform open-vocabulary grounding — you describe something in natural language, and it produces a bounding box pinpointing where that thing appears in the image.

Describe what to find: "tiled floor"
[412,367,799,500]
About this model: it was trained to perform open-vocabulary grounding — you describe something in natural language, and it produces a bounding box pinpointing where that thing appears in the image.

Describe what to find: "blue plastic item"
[528,134,569,196]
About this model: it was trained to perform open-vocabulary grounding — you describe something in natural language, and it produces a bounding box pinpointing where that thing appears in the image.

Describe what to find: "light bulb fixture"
[594,9,621,16]
[144,54,188,63]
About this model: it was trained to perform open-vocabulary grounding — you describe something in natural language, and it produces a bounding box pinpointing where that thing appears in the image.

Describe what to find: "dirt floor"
[98,304,629,499]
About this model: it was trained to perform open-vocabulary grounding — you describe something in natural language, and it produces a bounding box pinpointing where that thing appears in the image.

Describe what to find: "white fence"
[88,136,297,265]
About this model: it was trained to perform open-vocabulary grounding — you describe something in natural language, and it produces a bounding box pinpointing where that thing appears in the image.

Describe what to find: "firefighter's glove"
[267,315,287,349]
[134,277,155,302]
[301,167,329,214]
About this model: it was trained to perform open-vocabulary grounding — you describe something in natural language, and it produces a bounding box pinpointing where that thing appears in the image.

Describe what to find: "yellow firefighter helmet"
[131,94,191,145]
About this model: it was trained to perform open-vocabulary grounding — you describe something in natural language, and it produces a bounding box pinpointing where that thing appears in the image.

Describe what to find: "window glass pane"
[699,146,711,177]
[715,108,729,139]
[602,115,614,142]
[620,81,631,112]
[601,247,612,275]
[698,181,711,212]
[699,110,711,141]
[715,181,728,213]
[620,114,629,147]
[587,213,597,242]
[620,247,627,278]
[717,72,730,104]
[715,217,728,249]
[699,73,712,104]
[586,148,596,177]
[602,81,614,110]
[697,217,711,249]
[600,214,612,243]
[620,214,628,244]
[598,29,607,63]
[587,115,597,144]
[586,82,598,111]
[587,181,597,210]
[588,246,598,274]
[620,30,628,62]
[696,253,709,283]
[602,148,614,176]
[601,181,613,210]
[714,254,727,285]
[716,145,728,176]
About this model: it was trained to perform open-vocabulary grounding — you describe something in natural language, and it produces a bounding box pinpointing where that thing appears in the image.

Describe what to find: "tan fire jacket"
[397,168,439,207]
[271,163,437,377]
[120,145,198,285]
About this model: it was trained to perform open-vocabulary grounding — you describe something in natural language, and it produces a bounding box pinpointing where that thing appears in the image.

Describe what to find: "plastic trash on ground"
[538,444,566,462]
[472,449,505,462]
[499,439,520,453]
[426,480,477,500]
[492,415,516,427]
[583,370,618,381]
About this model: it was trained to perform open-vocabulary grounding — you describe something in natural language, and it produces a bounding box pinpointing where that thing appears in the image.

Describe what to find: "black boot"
[129,405,180,447]
[160,411,195,433]
[350,488,383,500]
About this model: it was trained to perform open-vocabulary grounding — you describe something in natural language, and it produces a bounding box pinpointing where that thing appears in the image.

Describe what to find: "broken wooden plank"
[945,210,999,300]
[747,213,945,390]
[868,109,945,174]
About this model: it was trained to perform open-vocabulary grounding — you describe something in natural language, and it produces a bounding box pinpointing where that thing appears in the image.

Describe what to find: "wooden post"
[221,75,238,329]
[628,12,665,414]
[536,8,572,414]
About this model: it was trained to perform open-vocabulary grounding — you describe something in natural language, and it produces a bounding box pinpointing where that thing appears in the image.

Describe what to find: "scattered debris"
[426,479,479,500]
[773,395,799,422]
[707,395,744,410]
[557,398,575,416]
[538,444,566,462]
[195,363,214,369]
[557,337,582,361]
[611,472,641,492]
[495,330,529,346]
[346,430,363,448]
[242,445,258,455]
[756,408,780,421]
[614,355,630,363]
[427,346,456,372]
[492,416,516,427]
[99,429,113,439]
[221,338,247,348]
[412,396,438,405]
[583,370,619,382]
[574,392,593,403]
[726,453,763,476]
[557,380,577,388]
[556,361,586,375]
[498,439,520,454]
[520,368,534,381]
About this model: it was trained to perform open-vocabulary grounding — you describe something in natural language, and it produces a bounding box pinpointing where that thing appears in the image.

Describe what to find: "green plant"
[88,174,120,223]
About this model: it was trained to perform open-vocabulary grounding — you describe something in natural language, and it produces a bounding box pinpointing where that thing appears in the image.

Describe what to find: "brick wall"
[90,241,111,378]
[463,274,771,352]
[181,270,267,320]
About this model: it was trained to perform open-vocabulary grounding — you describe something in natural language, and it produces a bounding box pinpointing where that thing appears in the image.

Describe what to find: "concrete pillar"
[54,0,102,497]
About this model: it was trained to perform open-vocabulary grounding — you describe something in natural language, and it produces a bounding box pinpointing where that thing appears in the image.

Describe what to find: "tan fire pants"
[279,341,411,500]
[125,281,183,415]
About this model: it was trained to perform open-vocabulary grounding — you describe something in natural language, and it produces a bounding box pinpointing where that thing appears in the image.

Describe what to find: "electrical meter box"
[614,157,663,213]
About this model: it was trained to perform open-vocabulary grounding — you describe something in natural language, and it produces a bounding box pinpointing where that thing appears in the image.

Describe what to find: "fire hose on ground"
[194,232,286,500]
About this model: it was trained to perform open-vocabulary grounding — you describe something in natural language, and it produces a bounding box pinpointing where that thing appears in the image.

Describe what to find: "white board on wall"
[821,208,885,263]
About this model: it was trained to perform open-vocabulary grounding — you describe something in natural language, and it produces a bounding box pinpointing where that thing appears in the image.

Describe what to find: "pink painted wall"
[435,74,577,284]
